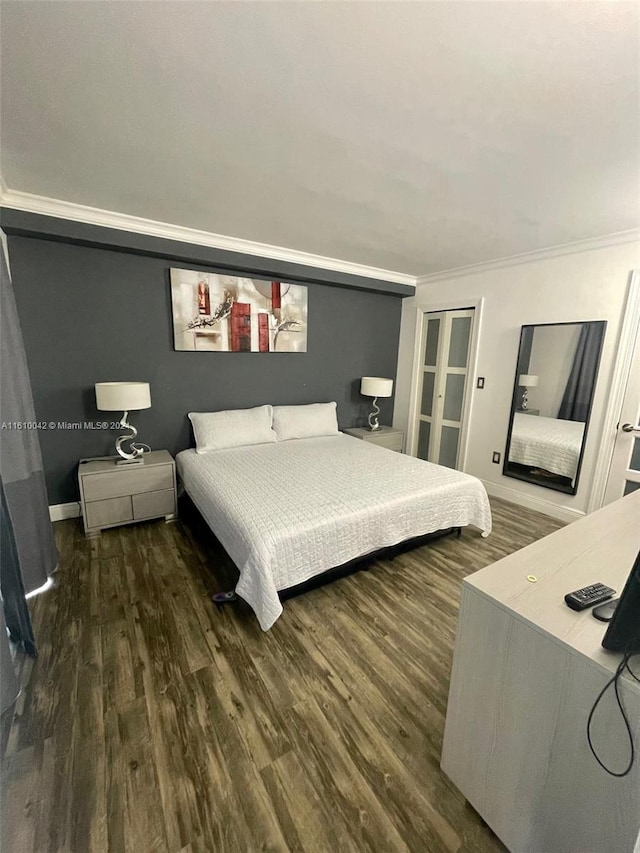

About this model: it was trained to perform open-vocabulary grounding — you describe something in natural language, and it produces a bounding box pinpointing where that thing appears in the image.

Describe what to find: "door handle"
[621,423,640,433]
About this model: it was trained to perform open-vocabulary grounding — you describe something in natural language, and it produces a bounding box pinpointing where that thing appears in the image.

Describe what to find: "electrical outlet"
[492,451,501,464]
[476,377,485,389]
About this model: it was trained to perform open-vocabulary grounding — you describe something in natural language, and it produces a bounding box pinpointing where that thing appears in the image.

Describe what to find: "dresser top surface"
[79,449,173,474]
[465,490,640,675]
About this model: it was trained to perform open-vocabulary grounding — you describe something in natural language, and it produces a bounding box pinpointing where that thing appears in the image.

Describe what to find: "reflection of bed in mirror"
[504,320,606,495]
[508,413,585,485]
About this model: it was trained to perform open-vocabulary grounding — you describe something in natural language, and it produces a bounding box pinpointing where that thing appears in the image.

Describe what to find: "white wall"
[393,240,640,520]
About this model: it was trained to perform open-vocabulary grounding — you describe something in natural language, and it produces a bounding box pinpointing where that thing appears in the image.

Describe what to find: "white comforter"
[508,413,585,483]
[177,434,492,630]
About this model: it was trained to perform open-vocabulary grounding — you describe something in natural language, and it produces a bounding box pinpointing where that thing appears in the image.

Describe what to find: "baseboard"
[481,480,585,524]
[49,502,81,522]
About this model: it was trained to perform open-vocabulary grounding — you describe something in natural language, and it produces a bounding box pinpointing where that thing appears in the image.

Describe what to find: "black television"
[602,548,640,653]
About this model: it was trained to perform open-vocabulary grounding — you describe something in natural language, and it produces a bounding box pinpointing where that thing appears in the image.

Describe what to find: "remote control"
[564,583,616,612]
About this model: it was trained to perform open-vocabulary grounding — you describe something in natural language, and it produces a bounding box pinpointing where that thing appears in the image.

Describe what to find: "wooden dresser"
[441,490,640,852]
[78,450,177,538]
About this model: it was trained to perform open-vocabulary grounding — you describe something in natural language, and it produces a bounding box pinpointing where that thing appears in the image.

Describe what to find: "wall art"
[170,269,308,353]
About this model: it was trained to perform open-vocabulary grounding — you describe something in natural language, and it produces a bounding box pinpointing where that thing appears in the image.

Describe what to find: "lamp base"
[367,397,381,431]
[115,411,151,462]
[116,457,145,466]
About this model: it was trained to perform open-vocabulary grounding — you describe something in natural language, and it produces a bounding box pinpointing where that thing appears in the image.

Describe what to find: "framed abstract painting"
[170,269,308,353]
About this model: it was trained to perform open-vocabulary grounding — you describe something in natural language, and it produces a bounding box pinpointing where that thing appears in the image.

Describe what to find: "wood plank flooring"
[1,497,563,852]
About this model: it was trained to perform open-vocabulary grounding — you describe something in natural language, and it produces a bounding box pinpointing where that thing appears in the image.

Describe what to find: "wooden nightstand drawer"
[343,426,405,454]
[78,450,177,537]
[368,432,404,452]
[82,465,173,501]
[133,489,176,520]
[84,496,133,530]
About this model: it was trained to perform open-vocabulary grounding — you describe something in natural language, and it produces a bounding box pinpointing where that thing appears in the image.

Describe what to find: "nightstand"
[343,426,405,453]
[78,450,177,538]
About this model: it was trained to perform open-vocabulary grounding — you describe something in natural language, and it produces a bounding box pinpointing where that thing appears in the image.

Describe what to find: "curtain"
[0,605,19,712]
[0,243,58,668]
[1,475,37,657]
[558,323,605,422]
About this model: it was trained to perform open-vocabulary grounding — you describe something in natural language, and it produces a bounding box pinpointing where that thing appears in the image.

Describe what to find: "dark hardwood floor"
[1,497,563,853]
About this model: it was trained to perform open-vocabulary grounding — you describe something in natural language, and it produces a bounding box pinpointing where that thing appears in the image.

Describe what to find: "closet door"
[415,309,473,469]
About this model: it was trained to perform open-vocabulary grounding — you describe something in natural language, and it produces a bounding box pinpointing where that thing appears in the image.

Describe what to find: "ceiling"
[1,1,638,277]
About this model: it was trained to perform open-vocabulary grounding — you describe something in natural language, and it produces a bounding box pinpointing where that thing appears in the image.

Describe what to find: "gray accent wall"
[7,234,403,504]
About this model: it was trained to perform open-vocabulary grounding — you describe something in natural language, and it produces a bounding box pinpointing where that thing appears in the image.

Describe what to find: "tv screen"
[602,548,640,653]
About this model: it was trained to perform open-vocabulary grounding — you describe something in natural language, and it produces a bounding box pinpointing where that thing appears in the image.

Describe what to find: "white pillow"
[272,402,339,441]
[189,405,277,453]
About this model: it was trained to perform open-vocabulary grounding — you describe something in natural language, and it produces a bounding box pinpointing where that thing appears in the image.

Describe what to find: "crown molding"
[0,187,417,287]
[5,185,636,289]
[416,229,640,286]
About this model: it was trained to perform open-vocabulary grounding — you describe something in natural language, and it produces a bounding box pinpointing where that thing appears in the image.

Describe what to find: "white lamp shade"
[360,377,393,398]
[95,382,151,411]
[518,374,539,388]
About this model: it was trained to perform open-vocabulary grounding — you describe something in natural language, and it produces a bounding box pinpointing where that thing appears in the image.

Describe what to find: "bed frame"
[210,524,462,606]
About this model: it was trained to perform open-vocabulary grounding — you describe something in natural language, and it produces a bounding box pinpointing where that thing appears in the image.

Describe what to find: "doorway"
[410,308,475,469]
[603,309,640,504]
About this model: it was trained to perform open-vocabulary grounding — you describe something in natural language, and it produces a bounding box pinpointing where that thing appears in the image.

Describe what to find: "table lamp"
[360,377,393,431]
[95,381,151,463]
[518,374,538,411]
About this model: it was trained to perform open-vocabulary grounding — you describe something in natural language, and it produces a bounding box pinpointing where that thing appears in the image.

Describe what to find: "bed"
[177,433,491,630]
[508,413,585,484]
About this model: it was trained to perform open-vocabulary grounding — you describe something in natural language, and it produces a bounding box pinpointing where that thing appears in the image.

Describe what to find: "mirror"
[503,321,606,495]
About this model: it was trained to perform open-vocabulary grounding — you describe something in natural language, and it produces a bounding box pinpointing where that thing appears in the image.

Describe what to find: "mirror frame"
[502,320,607,495]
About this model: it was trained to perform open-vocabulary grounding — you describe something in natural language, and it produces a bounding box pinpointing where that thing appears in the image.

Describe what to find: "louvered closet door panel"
[416,315,442,461]
[448,316,472,368]
[443,373,465,421]
[413,309,474,469]
[424,317,440,367]
[417,420,431,459]
[421,371,436,417]
[439,425,460,469]
[434,312,473,469]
